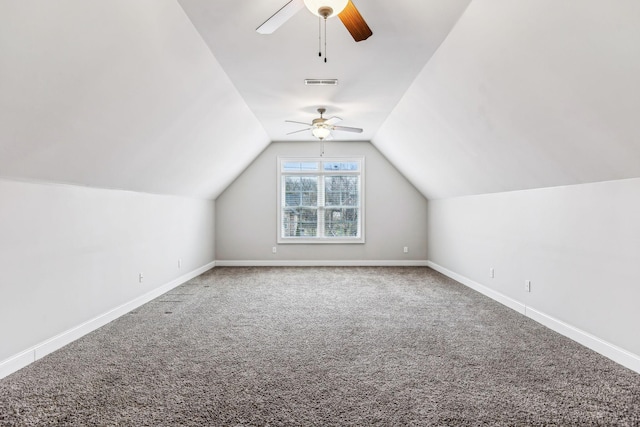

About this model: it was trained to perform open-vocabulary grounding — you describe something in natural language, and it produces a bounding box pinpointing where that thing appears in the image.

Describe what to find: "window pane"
[324,208,359,237]
[285,176,300,191]
[282,207,318,237]
[284,176,317,207]
[324,176,359,206]
[323,161,359,171]
[283,162,319,172]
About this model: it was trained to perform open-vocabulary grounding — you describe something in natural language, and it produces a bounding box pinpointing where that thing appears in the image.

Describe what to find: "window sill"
[277,237,365,244]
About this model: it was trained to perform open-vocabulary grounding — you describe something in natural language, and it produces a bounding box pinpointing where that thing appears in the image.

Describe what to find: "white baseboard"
[215,260,429,267]
[427,260,640,375]
[525,307,640,374]
[426,261,526,315]
[0,261,215,380]
[6,260,637,378]
[0,351,35,381]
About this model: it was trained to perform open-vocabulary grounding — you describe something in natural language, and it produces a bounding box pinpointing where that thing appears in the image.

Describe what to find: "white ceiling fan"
[286,108,363,140]
[257,0,372,42]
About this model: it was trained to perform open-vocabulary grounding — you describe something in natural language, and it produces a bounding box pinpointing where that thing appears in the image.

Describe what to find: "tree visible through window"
[278,158,364,243]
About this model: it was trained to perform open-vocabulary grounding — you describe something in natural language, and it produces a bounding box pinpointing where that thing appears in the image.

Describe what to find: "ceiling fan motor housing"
[318,6,333,18]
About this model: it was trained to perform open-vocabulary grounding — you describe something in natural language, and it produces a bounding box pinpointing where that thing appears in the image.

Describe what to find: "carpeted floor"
[1,267,639,426]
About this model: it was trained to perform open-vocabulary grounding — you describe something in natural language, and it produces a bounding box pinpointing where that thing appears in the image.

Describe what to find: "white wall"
[0,178,215,376]
[215,141,427,264]
[427,177,640,371]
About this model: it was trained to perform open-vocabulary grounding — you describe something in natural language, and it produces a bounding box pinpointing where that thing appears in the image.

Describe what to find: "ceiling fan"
[286,108,363,140]
[257,0,372,42]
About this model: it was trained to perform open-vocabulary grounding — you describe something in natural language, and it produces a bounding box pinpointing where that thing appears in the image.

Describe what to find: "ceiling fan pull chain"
[324,17,328,63]
[318,16,322,57]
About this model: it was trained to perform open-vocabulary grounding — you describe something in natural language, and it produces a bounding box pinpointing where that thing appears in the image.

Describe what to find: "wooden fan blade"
[332,125,363,133]
[286,127,311,135]
[338,0,372,42]
[285,120,313,126]
[256,0,304,34]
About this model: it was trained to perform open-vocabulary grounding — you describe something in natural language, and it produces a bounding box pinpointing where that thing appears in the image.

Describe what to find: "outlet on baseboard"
[403,246,409,253]
[272,246,277,254]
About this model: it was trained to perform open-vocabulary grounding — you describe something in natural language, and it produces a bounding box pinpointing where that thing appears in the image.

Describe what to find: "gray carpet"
[1,267,639,426]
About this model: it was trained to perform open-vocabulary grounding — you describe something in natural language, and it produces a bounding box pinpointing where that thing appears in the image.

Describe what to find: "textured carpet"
[1,267,639,426]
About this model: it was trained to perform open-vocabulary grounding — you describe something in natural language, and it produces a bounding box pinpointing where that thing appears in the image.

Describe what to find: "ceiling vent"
[304,79,338,86]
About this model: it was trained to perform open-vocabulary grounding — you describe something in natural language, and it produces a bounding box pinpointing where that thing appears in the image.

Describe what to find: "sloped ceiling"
[1,1,639,200]
[177,0,471,143]
[0,0,269,199]
[374,0,640,199]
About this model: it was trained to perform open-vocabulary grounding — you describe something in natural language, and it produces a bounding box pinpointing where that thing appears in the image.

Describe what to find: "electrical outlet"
[403,246,409,253]
[489,268,495,278]
[178,258,182,269]
[272,246,277,254]
[139,273,144,283]
[525,280,531,292]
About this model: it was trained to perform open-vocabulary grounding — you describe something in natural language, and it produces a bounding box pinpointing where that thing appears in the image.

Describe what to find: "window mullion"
[318,174,325,238]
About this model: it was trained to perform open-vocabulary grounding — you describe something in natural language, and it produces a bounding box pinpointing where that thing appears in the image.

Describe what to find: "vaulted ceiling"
[1,0,639,200]
[375,0,640,199]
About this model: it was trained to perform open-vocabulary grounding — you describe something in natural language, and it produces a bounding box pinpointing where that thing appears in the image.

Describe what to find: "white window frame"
[277,156,365,244]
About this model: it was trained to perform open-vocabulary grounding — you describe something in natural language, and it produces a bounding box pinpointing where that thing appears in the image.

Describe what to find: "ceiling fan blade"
[332,125,363,133]
[256,0,304,34]
[338,0,372,42]
[326,116,342,125]
[286,127,312,135]
[285,120,313,126]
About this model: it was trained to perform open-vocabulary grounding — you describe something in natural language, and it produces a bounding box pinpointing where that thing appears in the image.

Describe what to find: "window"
[278,157,364,244]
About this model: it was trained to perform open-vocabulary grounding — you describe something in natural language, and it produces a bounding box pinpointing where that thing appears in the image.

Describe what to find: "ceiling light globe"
[312,126,331,140]
[303,0,348,18]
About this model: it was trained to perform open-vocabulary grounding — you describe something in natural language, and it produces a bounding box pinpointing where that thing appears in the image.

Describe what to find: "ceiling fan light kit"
[303,0,348,18]
[312,126,332,140]
[286,108,363,142]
